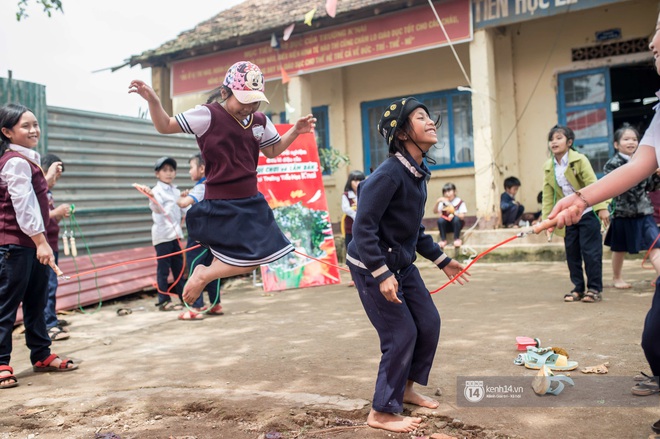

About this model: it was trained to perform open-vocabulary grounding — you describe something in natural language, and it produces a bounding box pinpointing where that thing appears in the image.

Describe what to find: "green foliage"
[16,0,63,21]
[272,202,331,258]
[318,146,349,175]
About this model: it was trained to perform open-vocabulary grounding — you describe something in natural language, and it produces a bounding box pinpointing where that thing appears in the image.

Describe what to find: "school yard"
[1,259,659,439]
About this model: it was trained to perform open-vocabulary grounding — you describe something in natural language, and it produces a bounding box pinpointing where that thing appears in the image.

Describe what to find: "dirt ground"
[1,259,659,439]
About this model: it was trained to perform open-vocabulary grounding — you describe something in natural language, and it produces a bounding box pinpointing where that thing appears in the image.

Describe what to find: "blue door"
[557,68,613,175]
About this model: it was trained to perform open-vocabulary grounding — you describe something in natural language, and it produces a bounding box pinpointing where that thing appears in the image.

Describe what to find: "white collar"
[618,152,631,161]
[554,151,569,167]
[156,180,176,190]
[8,143,41,163]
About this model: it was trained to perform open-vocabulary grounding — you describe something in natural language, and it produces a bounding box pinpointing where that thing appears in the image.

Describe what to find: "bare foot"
[49,357,76,370]
[613,280,632,289]
[367,409,422,433]
[183,265,207,304]
[0,369,17,387]
[404,387,440,409]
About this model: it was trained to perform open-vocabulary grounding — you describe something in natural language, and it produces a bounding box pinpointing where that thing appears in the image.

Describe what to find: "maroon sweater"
[198,103,268,200]
[0,150,50,248]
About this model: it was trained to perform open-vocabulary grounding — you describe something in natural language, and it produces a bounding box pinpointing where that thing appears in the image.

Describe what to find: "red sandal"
[207,304,224,315]
[0,365,18,389]
[33,354,78,372]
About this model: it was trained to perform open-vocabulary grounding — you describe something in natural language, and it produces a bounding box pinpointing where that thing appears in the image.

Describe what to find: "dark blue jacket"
[346,151,451,283]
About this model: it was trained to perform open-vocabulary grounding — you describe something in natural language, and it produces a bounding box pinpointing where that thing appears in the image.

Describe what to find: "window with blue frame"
[360,90,473,172]
[312,105,331,174]
[557,68,613,175]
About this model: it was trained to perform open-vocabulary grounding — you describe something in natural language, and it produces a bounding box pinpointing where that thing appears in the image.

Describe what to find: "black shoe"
[652,418,660,434]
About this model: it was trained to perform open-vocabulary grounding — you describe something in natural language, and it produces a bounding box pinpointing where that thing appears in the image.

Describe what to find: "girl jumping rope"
[346,97,468,433]
[0,104,78,389]
[129,61,316,304]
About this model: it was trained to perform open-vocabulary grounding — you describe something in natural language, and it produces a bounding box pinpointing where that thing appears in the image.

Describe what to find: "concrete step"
[442,241,566,263]
[462,226,558,246]
[433,227,566,262]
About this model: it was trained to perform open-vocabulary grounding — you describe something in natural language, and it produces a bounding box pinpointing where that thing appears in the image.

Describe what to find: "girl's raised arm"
[261,114,316,158]
[128,80,183,134]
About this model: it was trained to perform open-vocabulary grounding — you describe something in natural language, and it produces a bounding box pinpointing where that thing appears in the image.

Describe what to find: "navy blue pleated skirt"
[604,215,660,253]
[186,193,293,267]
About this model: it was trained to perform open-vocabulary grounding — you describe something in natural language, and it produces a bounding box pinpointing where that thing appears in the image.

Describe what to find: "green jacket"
[541,149,609,237]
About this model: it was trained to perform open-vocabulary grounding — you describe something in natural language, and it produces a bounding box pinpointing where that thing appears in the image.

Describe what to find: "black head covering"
[377,97,429,152]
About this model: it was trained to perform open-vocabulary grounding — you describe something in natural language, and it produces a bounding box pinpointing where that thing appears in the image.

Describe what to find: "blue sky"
[0,0,244,117]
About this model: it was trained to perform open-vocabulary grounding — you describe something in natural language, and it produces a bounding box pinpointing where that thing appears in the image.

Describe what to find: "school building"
[127,0,658,228]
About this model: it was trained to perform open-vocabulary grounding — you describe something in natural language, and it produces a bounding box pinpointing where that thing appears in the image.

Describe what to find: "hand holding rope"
[429,208,576,294]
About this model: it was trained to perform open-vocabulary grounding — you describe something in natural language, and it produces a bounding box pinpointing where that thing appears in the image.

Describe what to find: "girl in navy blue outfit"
[346,97,468,433]
[129,61,316,304]
[0,104,78,389]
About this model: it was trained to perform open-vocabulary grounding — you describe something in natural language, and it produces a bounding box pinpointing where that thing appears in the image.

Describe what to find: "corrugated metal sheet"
[2,80,203,324]
[0,76,48,154]
[47,106,199,252]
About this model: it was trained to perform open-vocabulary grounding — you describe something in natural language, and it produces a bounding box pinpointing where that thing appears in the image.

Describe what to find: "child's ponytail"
[206,85,233,104]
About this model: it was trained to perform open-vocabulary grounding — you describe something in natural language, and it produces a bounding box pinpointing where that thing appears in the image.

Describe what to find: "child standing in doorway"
[143,156,186,311]
[341,170,365,286]
[433,182,467,248]
[0,104,78,390]
[129,61,316,304]
[542,125,610,303]
[346,97,468,433]
[603,124,660,288]
[177,153,222,319]
[41,153,72,340]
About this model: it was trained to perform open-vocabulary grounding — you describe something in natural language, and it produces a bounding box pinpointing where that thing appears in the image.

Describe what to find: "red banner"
[172,0,471,96]
[257,126,341,291]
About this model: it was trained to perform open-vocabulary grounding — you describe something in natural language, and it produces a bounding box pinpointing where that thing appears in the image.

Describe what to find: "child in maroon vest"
[341,170,365,286]
[129,61,316,304]
[0,104,78,390]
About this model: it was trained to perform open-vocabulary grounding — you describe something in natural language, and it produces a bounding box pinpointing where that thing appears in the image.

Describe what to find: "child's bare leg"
[650,248,660,277]
[403,380,439,409]
[367,409,422,433]
[611,251,631,289]
[183,259,255,304]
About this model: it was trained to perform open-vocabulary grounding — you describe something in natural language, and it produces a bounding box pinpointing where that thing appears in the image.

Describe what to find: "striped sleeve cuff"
[434,253,452,269]
[260,133,281,148]
[373,265,393,284]
[175,114,194,134]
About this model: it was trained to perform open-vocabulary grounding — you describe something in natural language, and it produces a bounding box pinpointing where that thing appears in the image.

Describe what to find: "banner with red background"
[172,0,471,96]
[257,126,341,291]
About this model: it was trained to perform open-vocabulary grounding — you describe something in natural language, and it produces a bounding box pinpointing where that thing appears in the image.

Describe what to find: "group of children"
[336,101,660,432]
[0,61,316,391]
[140,153,223,321]
[3,48,660,435]
[549,15,660,434]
